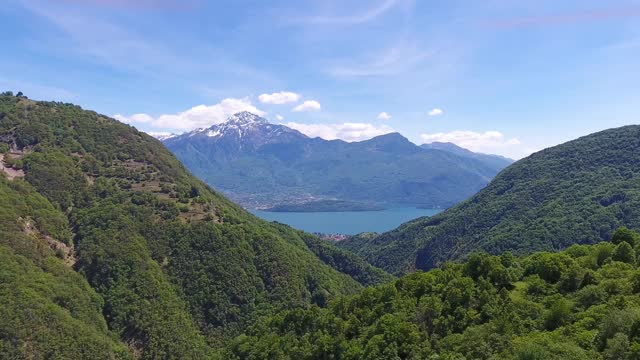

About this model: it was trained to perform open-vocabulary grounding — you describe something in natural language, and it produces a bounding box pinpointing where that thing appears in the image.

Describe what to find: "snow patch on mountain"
[207,129,222,138]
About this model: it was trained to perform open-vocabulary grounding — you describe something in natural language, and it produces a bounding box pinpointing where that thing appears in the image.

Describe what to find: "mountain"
[228,235,640,359]
[421,141,514,169]
[340,125,640,275]
[163,113,512,210]
[0,93,391,358]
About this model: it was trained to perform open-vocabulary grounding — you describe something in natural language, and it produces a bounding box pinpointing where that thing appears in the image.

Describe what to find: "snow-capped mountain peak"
[226,111,268,126]
[173,112,270,139]
[163,112,307,147]
[199,112,271,140]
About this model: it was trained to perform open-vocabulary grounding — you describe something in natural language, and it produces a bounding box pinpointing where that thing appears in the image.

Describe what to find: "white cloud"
[285,122,394,142]
[113,98,265,132]
[275,114,284,121]
[113,113,154,124]
[377,112,392,120]
[420,130,521,155]
[258,91,301,104]
[292,100,321,112]
[428,108,443,116]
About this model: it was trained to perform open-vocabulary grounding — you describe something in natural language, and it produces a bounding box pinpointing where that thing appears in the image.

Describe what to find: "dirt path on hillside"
[0,154,25,180]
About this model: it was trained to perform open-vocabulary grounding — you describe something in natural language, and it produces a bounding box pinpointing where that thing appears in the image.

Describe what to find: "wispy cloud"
[19,0,279,88]
[303,0,401,26]
[428,108,443,116]
[327,39,432,78]
[59,0,202,11]
[480,6,640,30]
[20,0,194,74]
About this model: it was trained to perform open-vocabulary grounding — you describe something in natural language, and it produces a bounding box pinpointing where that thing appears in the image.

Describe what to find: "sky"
[1,0,639,159]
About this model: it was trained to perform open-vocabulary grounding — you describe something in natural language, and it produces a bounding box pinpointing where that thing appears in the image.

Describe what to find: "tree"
[613,242,636,264]
[597,310,636,351]
[612,227,640,247]
[417,295,442,335]
[631,271,640,294]
[516,343,549,360]
[580,270,597,288]
[545,299,572,330]
[604,333,630,360]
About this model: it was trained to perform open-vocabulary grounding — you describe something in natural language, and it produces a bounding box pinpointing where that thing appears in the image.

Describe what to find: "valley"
[1,92,639,360]
[3,1,639,357]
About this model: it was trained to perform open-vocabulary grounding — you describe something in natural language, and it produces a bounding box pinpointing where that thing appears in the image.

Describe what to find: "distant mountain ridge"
[421,141,513,161]
[163,113,513,210]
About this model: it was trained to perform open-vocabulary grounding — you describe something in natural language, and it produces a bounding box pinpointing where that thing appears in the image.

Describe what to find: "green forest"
[0,92,389,358]
[228,229,640,359]
[340,125,640,275]
[2,91,640,359]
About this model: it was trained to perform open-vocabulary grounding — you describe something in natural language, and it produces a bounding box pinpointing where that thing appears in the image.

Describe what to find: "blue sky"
[1,0,639,158]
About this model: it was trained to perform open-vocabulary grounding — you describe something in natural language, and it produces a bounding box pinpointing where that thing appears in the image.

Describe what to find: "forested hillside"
[0,176,131,359]
[0,92,390,358]
[4,92,639,360]
[229,229,640,359]
[340,125,640,274]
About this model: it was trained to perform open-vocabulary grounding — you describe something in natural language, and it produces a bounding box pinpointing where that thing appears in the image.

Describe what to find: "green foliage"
[613,242,636,264]
[0,176,71,244]
[341,125,640,275]
[73,201,210,359]
[613,227,640,247]
[463,252,517,288]
[0,93,391,357]
[8,93,640,359]
[290,226,395,286]
[23,150,88,210]
[604,333,630,360]
[228,243,640,359]
[0,176,129,358]
[0,245,131,359]
[544,298,573,330]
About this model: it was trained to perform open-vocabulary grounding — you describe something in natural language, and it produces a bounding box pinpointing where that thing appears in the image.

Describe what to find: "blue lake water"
[250,207,442,235]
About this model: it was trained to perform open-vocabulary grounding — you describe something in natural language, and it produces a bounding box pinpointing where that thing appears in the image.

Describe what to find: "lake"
[250,207,442,235]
